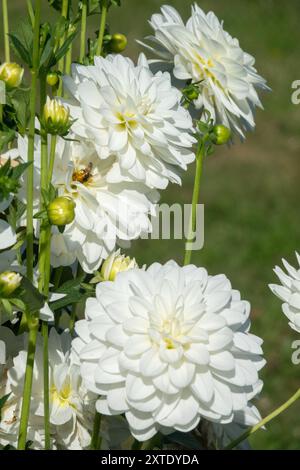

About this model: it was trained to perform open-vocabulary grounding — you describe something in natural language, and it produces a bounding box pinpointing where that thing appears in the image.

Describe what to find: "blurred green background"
[2,0,300,450]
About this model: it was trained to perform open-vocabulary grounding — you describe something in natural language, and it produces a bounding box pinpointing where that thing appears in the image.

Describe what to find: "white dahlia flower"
[3,328,96,449]
[0,327,44,449]
[63,53,196,189]
[8,133,157,273]
[142,4,269,138]
[269,253,300,333]
[73,260,265,441]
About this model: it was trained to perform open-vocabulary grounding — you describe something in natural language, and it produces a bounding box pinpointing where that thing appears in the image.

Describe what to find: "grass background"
[2,0,300,449]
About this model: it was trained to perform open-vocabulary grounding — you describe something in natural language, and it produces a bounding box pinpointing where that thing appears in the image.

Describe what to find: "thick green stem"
[17,314,39,450]
[79,0,87,63]
[95,0,108,56]
[18,5,42,443]
[2,0,10,62]
[26,0,41,282]
[90,411,102,450]
[184,142,205,266]
[57,0,69,96]
[38,95,59,449]
[226,388,300,450]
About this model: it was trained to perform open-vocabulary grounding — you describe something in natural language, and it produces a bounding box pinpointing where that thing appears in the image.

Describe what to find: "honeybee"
[72,162,93,184]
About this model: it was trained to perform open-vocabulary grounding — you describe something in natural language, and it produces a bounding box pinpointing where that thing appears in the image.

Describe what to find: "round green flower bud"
[101,250,138,281]
[42,97,72,136]
[47,197,76,226]
[211,125,231,145]
[0,271,22,297]
[109,33,127,53]
[0,62,24,89]
[46,72,59,87]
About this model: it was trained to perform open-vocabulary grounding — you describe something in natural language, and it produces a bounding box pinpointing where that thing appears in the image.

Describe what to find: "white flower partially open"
[142,4,269,139]
[269,253,300,333]
[63,53,196,189]
[73,260,265,441]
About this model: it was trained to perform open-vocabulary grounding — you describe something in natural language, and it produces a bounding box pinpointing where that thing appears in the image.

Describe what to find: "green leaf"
[50,291,88,311]
[52,30,78,66]
[39,37,54,69]
[19,277,46,312]
[56,274,85,293]
[51,273,87,311]
[7,87,31,131]
[9,34,31,66]
[0,299,13,317]
[7,199,26,231]
[0,394,11,422]
[9,298,26,312]
[0,128,15,152]
[33,209,48,220]
[12,161,31,180]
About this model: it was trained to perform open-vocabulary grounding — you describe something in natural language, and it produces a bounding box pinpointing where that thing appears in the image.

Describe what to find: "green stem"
[57,0,69,96]
[26,0,35,27]
[2,0,10,62]
[42,321,50,449]
[184,141,205,266]
[48,134,57,185]
[65,36,73,75]
[17,313,39,450]
[90,411,102,450]
[37,73,55,451]
[95,0,108,56]
[226,388,300,450]
[0,103,3,123]
[79,0,87,63]
[26,0,42,282]
[18,1,44,449]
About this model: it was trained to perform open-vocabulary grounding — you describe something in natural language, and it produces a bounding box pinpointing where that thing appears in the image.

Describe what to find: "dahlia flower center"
[72,162,93,184]
[149,313,190,351]
[193,52,224,89]
[51,381,73,408]
[116,111,138,130]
